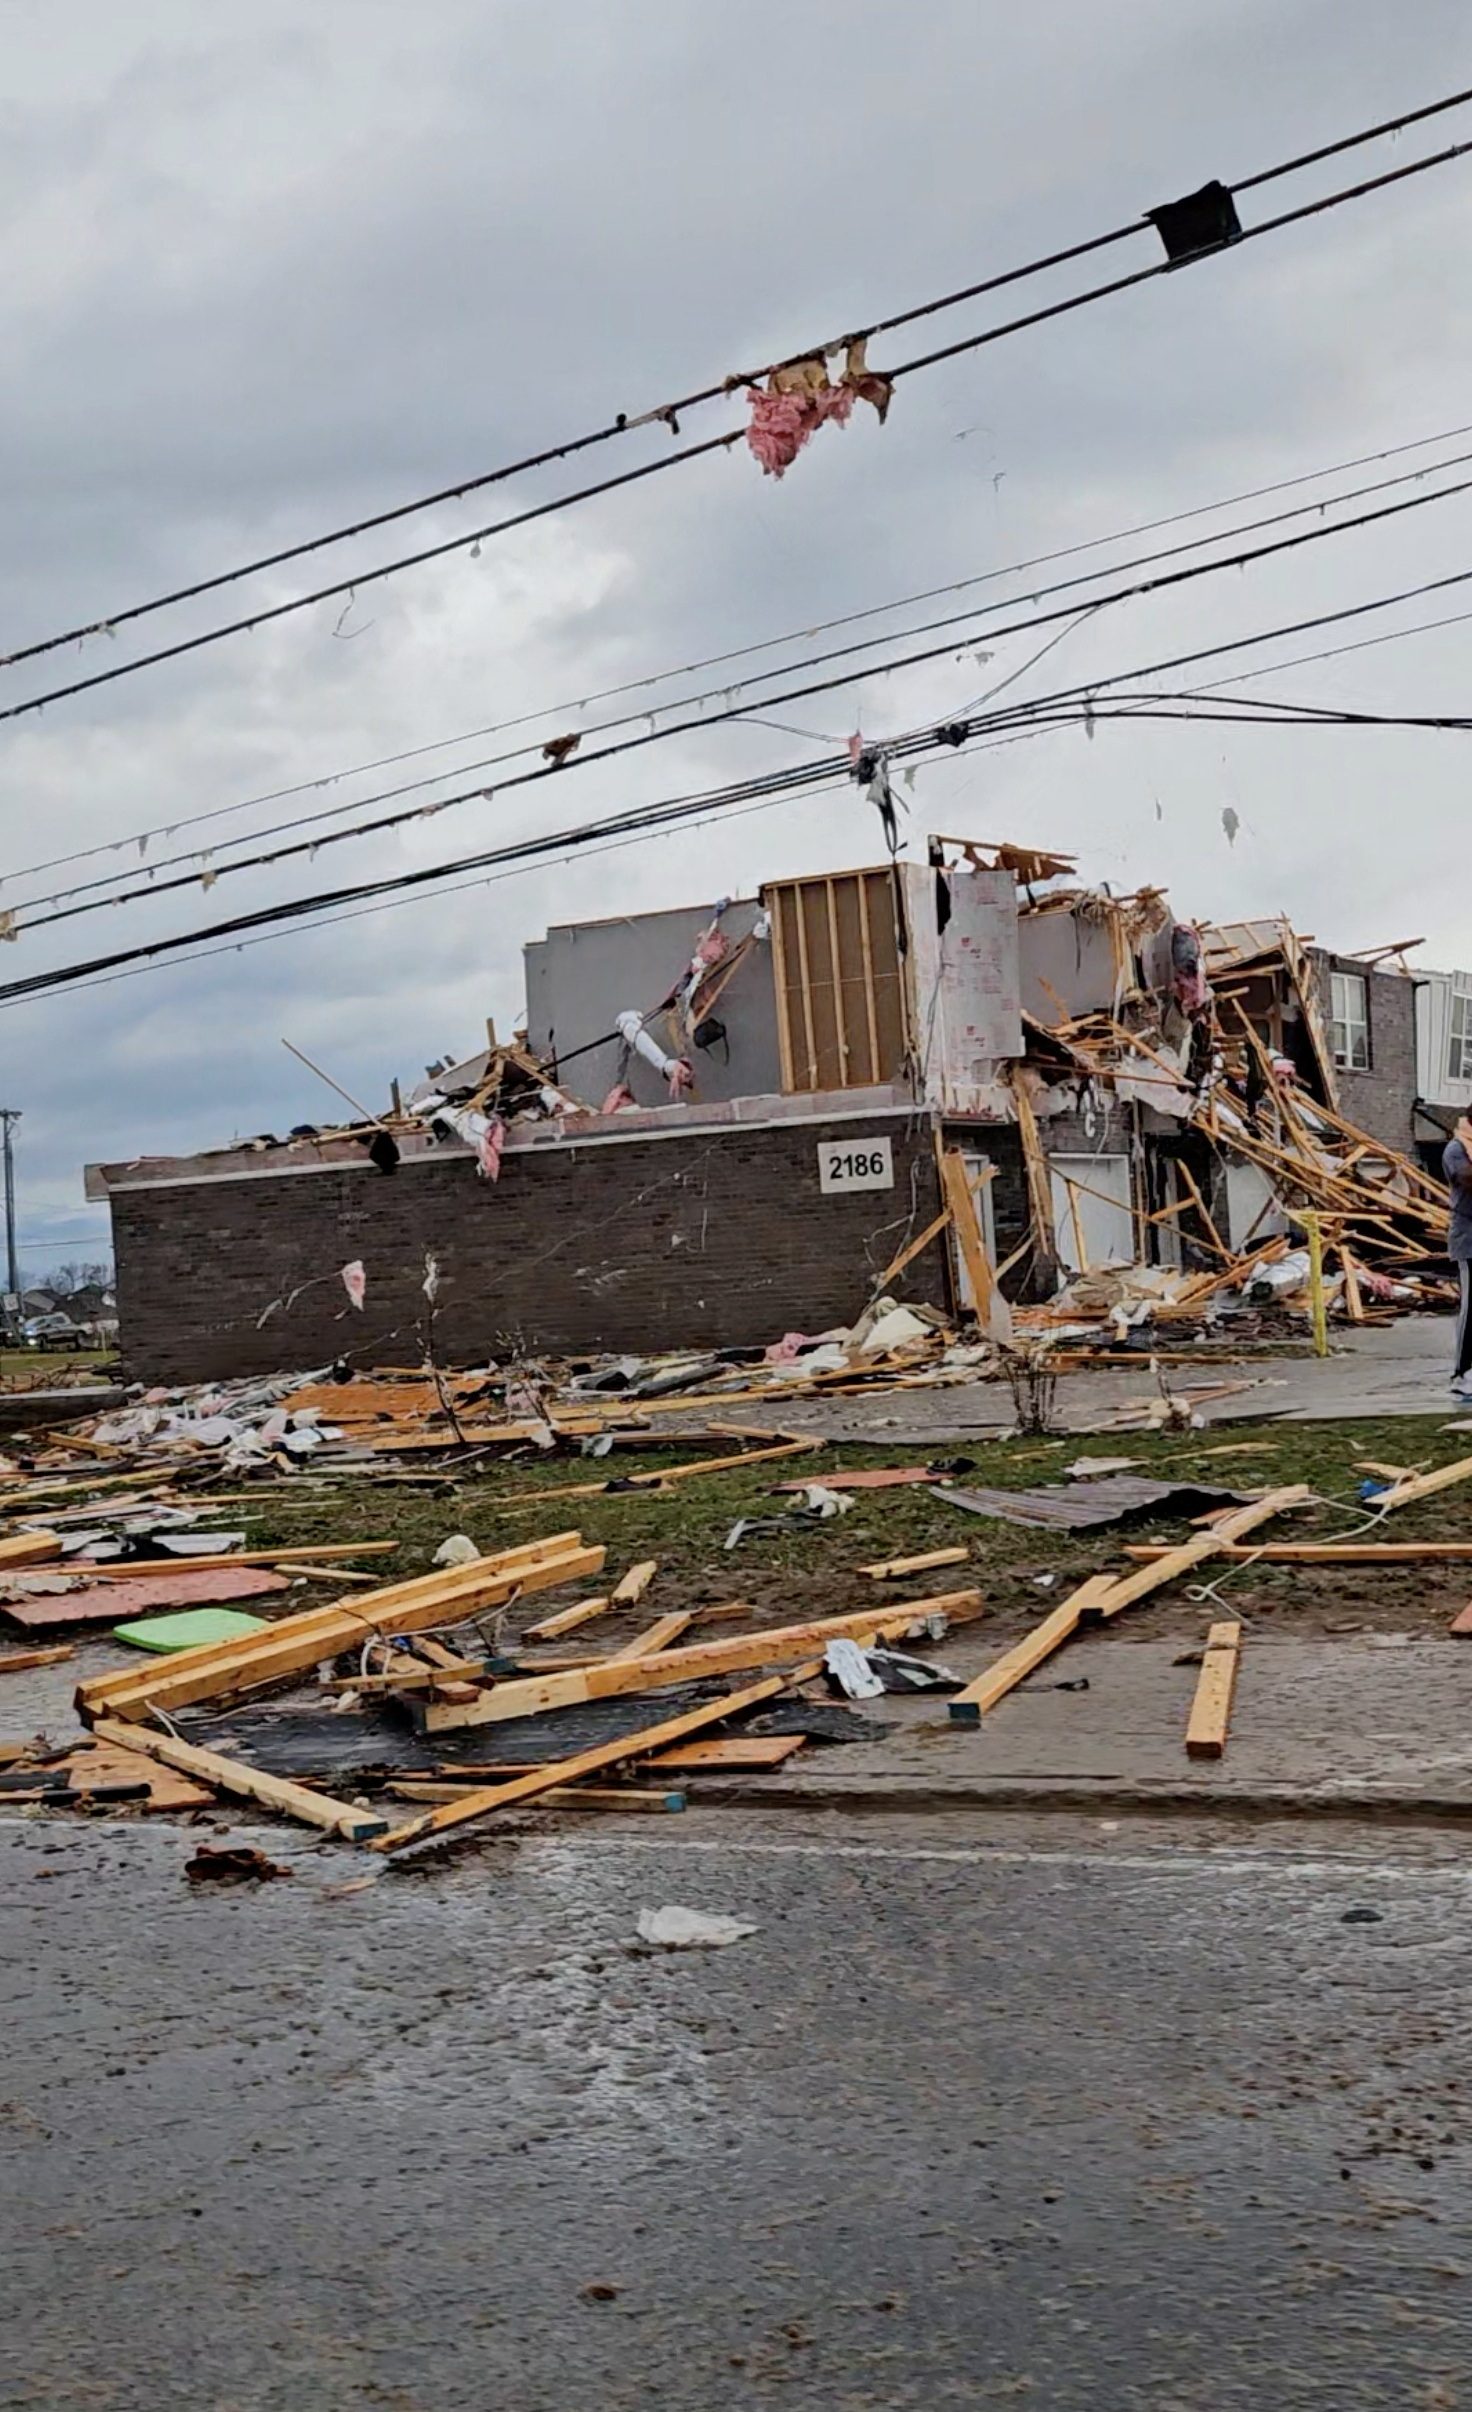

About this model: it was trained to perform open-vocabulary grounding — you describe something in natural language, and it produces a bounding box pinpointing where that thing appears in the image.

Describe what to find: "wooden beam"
[387,1781,687,1811]
[861,1546,970,1581]
[1125,1540,1472,1564]
[63,1541,402,1579]
[485,1434,819,1507]
[414,1591,986,1733]
[0,1644,75,1673]
[873,1204,953,1293]
[947,1577,1118,1724]
[1374,1455,1472,1514]
[607,1611,693,1660]
[373,1659,829,1851]
[1185,1621,1242,1759]
[522,1594,612,1640]
[940,1147,997,1324]
[610,1560,658,1608]
[87,1715,387,1841]
[0,1531,63,1569]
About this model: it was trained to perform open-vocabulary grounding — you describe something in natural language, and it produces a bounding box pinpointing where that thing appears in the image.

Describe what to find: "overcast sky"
[2,0,1470,1277]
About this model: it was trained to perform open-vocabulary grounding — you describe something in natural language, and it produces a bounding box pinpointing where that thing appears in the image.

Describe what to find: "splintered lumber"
[1124,1541,1472,1564]
[1373,1454,1472,1514]
[414,1590,986,1733]
[948,1487,1309,1723]
[940,1146,998,1324]
[611,1560,658,1608]
[75,1534,603,1724]
[0,1532,64,1570]
[607,1611,693,1660]
[874,1203,953,1292]
[87,1716,387,1841]
[948,1577,1118,1724]
[522,1595,612,1641]
[1185,1621,1243,1758]
[0,1645,74,1674]
[66,1541,401,1579]
[861,1546,970,1581]
[373,1659,828,1851]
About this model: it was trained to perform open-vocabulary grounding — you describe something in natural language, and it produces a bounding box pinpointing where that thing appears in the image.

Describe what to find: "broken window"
[1329,971,1369,1072]
[1450,991,1472,1084]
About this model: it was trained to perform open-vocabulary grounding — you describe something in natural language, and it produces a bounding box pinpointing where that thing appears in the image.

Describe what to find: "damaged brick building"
[87,842,1439,1382]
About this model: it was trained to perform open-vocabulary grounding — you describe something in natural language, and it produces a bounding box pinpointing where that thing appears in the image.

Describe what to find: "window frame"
[1329,970,1370,1072]
[1450,991,1472,1085]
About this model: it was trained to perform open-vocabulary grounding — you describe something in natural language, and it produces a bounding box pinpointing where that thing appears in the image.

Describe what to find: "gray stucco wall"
[524,898,782,1112]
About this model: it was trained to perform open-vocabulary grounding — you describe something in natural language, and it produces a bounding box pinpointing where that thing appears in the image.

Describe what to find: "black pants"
[1457,1262,1472,1379]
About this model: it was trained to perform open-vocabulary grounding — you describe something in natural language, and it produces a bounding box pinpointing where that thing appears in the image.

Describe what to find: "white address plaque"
[818,1135,895,1194]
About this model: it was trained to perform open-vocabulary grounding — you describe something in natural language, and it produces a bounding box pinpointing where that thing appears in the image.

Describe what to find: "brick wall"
[110,1114,951,1384]
[1309,951,1418,1151]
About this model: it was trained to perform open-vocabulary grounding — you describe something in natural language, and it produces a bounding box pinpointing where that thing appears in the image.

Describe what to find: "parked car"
[20,1313,89,1350]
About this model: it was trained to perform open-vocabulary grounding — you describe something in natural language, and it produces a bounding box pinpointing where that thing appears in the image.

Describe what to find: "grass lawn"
[202,1411,1472,1653]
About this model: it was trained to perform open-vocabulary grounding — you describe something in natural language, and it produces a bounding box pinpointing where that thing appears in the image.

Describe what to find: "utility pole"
[0,1110,19,1309]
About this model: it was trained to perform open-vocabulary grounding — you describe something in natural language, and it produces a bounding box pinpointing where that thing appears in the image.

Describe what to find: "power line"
[15,458,1472,938]
[4,99,1472,728]
[20,431,1472,922]
[11,406,1472,900]
[11,553,1472,1012]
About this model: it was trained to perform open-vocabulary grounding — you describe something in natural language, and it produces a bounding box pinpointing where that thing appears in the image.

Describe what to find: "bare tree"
[45,1261,113,1298]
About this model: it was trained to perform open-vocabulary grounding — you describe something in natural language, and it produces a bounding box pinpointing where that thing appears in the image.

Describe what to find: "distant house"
[1414,967,1472,1172]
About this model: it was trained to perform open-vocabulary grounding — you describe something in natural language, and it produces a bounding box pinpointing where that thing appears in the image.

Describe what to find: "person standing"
[1446,1116,1472,1393]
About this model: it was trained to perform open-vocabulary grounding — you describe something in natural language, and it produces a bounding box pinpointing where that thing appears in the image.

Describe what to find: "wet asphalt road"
[3,1806,1471,2411]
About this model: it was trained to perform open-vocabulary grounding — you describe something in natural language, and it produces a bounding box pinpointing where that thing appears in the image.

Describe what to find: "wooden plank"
[0,1645,74,1673]
[486,1435,818,1507]
[0,1532,63,1569]
[374,1660,829,1851]
[1126,1541,1472,1564]
[940,1147,997,1324]
[607,1611,692,1660]
[1009,1075,1056,1255]
[825,877,852,1083]
[1373,1454,1472,1514]
[766,882,798,1093]
[610,1560,658,1608]
[386,1781,687,1811]
[1185,1621,1242,1759]
[947,1578,1118,1724]
[66,1541,401,1579]
[1449,1603,1472,1637]
[76,1540,604,1722]
[861,1546,970,1581]
[88,1716,388,1841]
[644,1735,806,1770]
[416,1590,985,1733]
[522,1595,612,1640]
[873,1205,953,1293]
